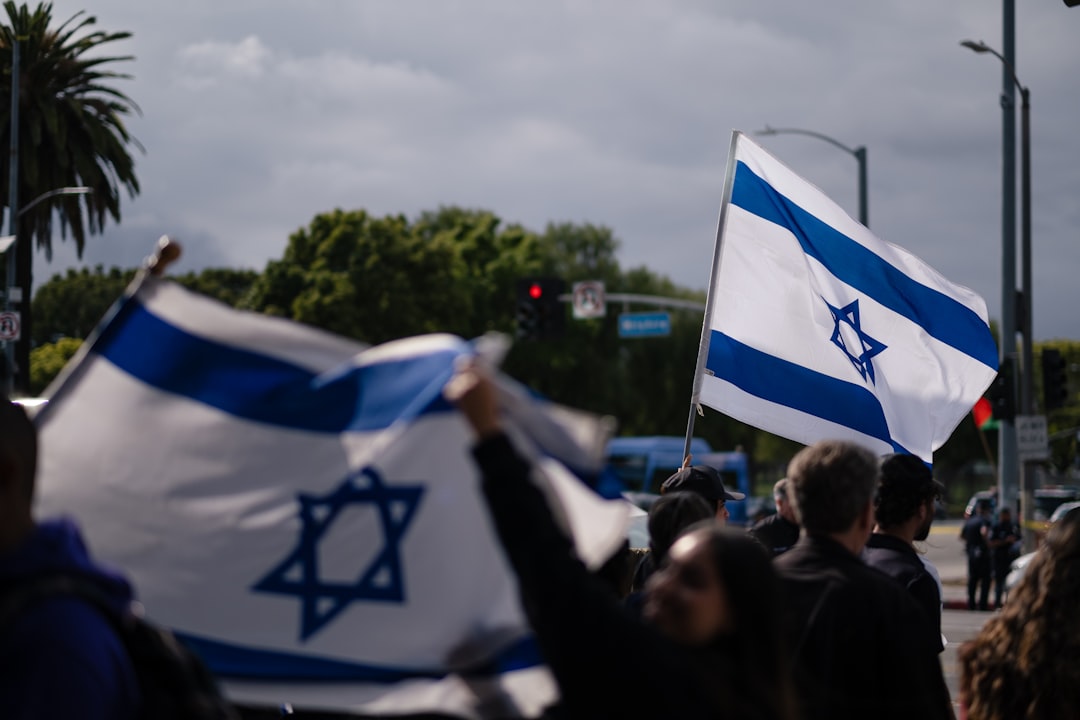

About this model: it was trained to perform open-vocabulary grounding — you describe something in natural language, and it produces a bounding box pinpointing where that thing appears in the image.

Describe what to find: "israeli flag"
[694,132,998,462]
[34,277,627,718]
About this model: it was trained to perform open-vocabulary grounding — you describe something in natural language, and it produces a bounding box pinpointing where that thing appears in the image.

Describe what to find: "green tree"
[1039,340,1080,474]
[0,2,141,391]
[173,267,259,308]
[28,334,78,394]
[245,206,544,344]
[31,265,133,343]
[33,265,262,345]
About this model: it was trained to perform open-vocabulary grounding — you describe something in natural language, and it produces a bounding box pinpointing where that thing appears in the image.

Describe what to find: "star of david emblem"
[823,298,887,384]
[252,466,423,641]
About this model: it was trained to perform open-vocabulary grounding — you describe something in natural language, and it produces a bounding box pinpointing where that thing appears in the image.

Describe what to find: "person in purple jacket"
[0,397,140,720]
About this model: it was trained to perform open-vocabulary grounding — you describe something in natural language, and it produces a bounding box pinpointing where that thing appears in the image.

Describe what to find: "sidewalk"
[941,578,970,610]
[941,576,1006,611]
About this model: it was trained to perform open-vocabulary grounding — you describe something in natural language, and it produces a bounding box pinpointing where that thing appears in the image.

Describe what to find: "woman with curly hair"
[958,505,1080,719]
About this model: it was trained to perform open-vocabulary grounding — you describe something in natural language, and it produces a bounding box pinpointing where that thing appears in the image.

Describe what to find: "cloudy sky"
[37,0,1080,341]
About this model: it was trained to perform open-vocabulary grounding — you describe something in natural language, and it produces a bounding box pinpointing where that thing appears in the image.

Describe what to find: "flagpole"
[32,236,181,425]
[683,130,741,460]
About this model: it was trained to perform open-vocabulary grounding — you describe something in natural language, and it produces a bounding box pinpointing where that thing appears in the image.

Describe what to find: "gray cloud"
[33,0,1080,341]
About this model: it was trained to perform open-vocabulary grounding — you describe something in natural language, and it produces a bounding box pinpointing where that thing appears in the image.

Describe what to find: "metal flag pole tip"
[146,235,182,276]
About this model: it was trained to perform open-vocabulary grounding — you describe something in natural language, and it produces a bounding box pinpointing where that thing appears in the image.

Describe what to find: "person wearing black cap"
[862,453,946,653]
[659,464,745,524]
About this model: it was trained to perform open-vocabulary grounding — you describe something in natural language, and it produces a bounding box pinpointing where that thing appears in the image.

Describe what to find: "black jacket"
[748,513,800,556]
[473,433,724,720]
[775,535,951,720]
[862,533,944,653]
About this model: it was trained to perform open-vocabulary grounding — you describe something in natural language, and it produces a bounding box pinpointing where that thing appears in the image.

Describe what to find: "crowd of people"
[3,362,1079,718]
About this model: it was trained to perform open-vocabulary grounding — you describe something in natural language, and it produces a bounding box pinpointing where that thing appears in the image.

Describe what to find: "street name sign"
[618,312,670,338]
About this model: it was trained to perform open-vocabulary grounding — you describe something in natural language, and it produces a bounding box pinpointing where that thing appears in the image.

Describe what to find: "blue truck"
[604,435,752,524]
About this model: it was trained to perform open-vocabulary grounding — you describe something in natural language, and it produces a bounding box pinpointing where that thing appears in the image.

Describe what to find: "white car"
[1005,551,1036,596]
[1004,502,1080,597]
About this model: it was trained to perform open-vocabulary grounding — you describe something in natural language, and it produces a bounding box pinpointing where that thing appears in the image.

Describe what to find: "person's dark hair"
[959,506,1080,719]
[647,491,714,563]
[875,453,941,529]
[0,398,37,502]
[684,525,798,720]
[786,440,877,535]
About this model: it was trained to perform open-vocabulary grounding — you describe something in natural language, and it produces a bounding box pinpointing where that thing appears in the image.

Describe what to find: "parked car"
[1049,500,1080,525]
[1004,550,1035,596]
[963,489,998,519]
[1004,500,1080,598]
[1032,486,1080,524]
[604,436,751,523]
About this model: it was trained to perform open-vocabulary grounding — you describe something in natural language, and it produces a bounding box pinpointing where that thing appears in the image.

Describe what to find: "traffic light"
[986,357,1016,421]
[515,277,566,340]
[1042,348,1069,410]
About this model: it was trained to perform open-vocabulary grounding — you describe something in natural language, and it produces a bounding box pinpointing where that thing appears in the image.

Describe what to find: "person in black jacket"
[774,440,952,720]
[961,499,994,611]
[987,506,1020,608]
[445,364,798,720]
[748,478,800,556]
[862,453,946,653]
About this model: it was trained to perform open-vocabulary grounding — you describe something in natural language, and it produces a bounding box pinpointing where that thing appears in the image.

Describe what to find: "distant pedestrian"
[862,453,946,653]
[987,506,1020,608]
[961,499,994,611]
[659,464,745,524]
[959,505,1080,719]
[774,440,952,720]
[748,478,800,556]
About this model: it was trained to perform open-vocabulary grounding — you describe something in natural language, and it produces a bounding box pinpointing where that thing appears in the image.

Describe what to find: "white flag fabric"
[697,132,998,462]
[34,277,627,718]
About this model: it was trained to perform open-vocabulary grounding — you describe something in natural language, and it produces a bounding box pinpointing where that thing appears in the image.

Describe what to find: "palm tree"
[0,1,141,392]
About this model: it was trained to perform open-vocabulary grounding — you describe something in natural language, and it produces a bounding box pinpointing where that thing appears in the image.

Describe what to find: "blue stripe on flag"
[706,330,909,455]
[731,161,999,371]
[177,632,543,682]
[93,299,460,433]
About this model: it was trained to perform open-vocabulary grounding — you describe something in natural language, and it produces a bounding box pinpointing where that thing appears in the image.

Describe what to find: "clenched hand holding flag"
[33,270,627,718]
[689,131,998,462]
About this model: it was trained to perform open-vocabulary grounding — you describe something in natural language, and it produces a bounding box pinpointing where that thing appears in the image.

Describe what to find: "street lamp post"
[1,186,92,395]
[962,37,1035,550]
[755,125,869,227]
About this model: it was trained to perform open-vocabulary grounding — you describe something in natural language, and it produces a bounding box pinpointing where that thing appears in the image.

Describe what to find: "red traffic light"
[529,283,543,300]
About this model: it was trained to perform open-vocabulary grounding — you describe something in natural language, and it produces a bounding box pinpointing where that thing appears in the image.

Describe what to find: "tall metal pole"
[998,0,1019,518]
[1019,87,1032,419]
[5,38,19,397]
[755,126,869,227]
[1018,85,1036,551]
[961,32,1034,547]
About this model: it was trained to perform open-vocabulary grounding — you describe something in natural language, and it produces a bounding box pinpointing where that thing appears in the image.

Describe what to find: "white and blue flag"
[694,131,998,462]
[34,276,627,718]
